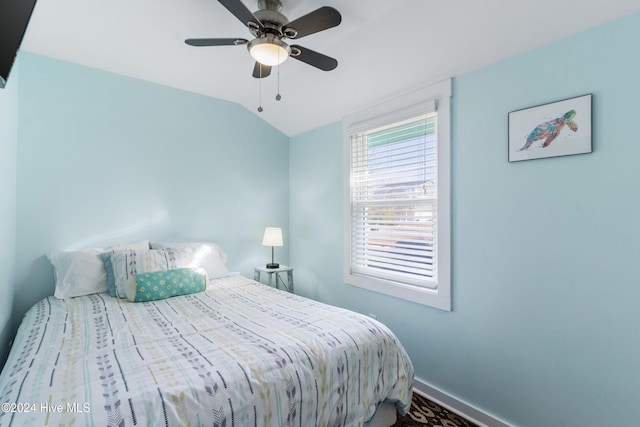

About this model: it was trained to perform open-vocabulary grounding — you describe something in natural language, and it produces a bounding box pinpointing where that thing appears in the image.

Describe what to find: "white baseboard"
[413,379,512,427]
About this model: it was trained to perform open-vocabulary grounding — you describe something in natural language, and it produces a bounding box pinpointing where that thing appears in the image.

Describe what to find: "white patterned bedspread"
[0,275,413,426]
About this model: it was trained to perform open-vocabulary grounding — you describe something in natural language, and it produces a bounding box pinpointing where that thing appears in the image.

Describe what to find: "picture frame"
[508,94,592,162]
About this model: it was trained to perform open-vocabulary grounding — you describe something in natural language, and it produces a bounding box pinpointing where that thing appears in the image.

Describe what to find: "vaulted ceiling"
[21,0,640,136]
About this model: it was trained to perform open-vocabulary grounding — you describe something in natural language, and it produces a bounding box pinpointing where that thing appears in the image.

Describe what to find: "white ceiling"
[21,0,640,136]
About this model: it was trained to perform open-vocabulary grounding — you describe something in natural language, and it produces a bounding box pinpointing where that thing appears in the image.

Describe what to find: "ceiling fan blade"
[252,62,272,78]
[283,7,341,39]
[290,45,337,71]
[185,38,248,47]
[218,0,263,31]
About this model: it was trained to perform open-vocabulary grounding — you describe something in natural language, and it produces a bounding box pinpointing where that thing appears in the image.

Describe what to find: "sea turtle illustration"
[519,110,578,151]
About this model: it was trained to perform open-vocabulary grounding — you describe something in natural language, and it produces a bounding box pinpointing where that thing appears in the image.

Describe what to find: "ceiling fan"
[185,0,342,78]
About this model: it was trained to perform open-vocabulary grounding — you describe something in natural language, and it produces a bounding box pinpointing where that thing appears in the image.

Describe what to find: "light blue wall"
[290,12,640,426]
[0,57,18,367]
[13,52,289,333]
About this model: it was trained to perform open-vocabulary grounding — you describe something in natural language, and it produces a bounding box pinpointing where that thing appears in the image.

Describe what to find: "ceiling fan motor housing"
[253,0,289,37]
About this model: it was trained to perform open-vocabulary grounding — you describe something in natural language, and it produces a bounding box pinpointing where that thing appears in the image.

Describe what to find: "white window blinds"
[349,113,438,288]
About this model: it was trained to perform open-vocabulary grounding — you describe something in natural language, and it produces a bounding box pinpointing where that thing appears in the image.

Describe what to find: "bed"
[0,273,414,426]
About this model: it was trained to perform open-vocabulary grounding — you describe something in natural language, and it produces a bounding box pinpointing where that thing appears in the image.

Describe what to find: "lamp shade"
[262,227,283,247]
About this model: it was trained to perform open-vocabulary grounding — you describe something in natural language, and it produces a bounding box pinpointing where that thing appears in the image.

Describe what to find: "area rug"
[393,392,479,427]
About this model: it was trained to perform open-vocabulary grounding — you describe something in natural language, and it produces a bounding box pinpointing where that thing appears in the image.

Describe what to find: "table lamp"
[262,227,283,269]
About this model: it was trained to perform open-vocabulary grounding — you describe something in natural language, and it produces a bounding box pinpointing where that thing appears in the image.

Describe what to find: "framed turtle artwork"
[508,94,592,162]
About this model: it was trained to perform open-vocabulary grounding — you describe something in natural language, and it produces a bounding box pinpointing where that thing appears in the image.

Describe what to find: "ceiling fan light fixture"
[248,37,290,66]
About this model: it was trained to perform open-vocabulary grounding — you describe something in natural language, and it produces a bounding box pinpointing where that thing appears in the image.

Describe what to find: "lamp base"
[266,262,280,269]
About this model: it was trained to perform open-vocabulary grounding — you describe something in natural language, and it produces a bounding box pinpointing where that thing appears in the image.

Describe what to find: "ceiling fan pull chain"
[258,63,264,112]
[276,51,282,101]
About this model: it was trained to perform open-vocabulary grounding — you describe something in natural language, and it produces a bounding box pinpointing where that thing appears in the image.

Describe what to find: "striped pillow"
[103,248,197,299]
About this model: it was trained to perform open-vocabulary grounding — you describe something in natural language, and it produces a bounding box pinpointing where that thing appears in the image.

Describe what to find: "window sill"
[344,272,451,311]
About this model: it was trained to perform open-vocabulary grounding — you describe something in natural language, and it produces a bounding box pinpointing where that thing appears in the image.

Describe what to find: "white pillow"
[48,249,107,299]
[105,248,198,299]
[48,240,150,299]
[150,242,230,278]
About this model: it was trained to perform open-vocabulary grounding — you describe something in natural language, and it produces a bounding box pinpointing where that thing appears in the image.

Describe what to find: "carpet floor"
[392,392,479,427]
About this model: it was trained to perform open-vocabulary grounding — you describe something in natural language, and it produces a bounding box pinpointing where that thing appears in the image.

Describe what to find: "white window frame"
[343,80,451,311]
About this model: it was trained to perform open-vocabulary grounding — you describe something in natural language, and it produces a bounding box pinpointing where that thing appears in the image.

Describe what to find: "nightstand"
[254,265,294,293]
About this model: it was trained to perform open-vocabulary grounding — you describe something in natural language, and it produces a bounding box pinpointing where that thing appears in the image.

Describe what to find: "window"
[343,80,451,310]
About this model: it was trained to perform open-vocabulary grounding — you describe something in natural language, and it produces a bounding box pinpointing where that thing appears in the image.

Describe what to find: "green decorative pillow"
[128,268,207,302]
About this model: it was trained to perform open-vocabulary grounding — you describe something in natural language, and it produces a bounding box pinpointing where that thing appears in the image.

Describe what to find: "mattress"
[0,275,413,426]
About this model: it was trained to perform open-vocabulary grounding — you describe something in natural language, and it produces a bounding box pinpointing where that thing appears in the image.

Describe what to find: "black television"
[0,0,37,88]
